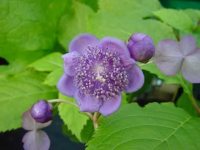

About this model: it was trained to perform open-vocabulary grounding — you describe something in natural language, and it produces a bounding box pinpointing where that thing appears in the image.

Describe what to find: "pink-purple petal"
[69,33,99,54]
[155,40,182,57]
[62,51,80,76]
[154,40,183,75]
[125,65,144,92]
[154,56,183,75]
[22,111,51,131]
[99,95,121,116]
[180,36,197,56]
[99,37,130,58]
[57,75,76,97]
[75,92,102,112]
[22,111,35,130]
[22,130,50,150]
[181,49,200,83]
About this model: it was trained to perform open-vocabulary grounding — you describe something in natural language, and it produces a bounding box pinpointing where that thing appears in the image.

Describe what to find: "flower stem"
[179,76,200,116]
[189,94,200,115]
[48,99,93,119]
[92,112,101,130]
[48,99,78,107]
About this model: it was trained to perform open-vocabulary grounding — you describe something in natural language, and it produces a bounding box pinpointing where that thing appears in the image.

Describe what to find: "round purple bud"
[30,100,52,123]
[127,33,155,63]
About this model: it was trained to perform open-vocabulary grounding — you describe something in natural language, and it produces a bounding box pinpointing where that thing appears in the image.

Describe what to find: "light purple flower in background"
[154,36,200,83]
[127,33,155,63]
[22,111,51,150]
[57,33,144,116]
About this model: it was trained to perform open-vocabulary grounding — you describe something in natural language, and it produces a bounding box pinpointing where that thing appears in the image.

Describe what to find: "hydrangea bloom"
[22,111,51,150]
[127,33,155,63]
[154,36,200,83]
[30,100,52,123]
[57,34,144,116]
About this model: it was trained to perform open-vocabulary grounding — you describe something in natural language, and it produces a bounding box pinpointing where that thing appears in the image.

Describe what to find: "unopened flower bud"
[30,100,52,123]
[127,33,155,63]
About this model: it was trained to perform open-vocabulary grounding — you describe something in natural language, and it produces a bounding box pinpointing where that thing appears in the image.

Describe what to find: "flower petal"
[22,111,51,131]
[22,130,50,150]
[154,40,183,75]
[181,49,200,83]
[62,51,80,76]
[57,75,76,97]
[69,33,99,54]
[180,36,197,56]
[99,95,121,116]
[125,65,144,92]
[75,92,102,112]
[99,37,130,58]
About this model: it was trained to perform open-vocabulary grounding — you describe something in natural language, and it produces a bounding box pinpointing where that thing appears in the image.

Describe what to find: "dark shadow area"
[0,115,85,150]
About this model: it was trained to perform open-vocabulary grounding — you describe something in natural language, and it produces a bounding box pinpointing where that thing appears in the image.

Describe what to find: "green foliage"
[98,0,162,19]
[58,94,89,142]
[29,52,63,72]
[0,71,57,132]
[81,119,94,143]
[177,93,198,116]
[0,0,67,74]
[58,1,94,48]
[29,52,63,86]
[44,68,63,86]
[87,103,200,150]
[153,8,194,32]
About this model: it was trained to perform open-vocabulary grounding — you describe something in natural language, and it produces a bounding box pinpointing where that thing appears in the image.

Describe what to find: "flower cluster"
[154,36,200,83]
[57,33,152,116]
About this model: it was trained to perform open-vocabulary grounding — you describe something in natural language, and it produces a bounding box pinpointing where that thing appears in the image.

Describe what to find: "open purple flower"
[154,36,200,83]
[57,33,144,116]
[22,111,51,150]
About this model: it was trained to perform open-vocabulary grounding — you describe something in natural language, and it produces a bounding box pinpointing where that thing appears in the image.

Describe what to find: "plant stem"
[48,99,93,119]
[179,75,200,116]
[188,94,200,115]
[92,112,101,129]
[48,99,78,107]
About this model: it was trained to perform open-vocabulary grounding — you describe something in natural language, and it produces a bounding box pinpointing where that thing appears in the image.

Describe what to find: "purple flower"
[30,100,52,123]
[57,33,144,116]
[22,111,51,150]
[154,36,200,83]
[127,33,155,63]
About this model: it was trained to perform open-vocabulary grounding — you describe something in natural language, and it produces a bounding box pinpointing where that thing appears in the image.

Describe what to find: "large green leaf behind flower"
[87,103,200,150]
[0,0,68,74]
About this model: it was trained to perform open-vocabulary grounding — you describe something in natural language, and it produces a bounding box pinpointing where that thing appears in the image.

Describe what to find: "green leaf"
[43,68,63,86]
[81,119,94,143]
[177,93,198,116]
[153,8,194,32]
[0,71,57,132]
[139,62,180,84]
[58,94,89,142]
[78,0,99,12]
[87,103,200,150]
[99,0,162,19]
[58,1,94,48]
[29,52,63,72]
[0,0,67,63]
[88,12,175,43]
[184,9,200,27]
